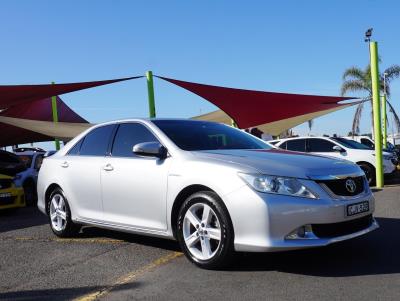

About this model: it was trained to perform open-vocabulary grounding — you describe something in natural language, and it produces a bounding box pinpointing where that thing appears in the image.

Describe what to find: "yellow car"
[0,174,25,210]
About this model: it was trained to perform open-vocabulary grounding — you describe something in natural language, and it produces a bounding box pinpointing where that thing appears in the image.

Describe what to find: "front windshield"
[152,120,272,151]
[331,137,372,150]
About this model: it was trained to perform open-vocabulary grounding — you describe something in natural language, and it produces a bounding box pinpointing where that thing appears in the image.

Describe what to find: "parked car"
[0,173,25,210]
[274,136,396,184]
[345,136,399,165]
[13,150,45,205]
[0,150,27,177]
[37,119,378,269]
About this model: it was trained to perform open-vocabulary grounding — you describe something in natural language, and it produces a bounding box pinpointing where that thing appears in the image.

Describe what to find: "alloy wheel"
[49,194,67,232]
[183,203,222,261]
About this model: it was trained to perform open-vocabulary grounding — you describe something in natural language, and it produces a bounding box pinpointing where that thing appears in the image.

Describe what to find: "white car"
[37,119,378,269]
[274,136,396,184]
[14,150,45,205]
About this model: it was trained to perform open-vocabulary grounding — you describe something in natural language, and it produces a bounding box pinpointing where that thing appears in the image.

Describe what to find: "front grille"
[0,179,12,190]
[0,196,16,205]
[317,176,365,197]
[312,214,373,238]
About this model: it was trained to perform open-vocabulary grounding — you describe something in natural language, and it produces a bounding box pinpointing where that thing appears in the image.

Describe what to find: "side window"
[361,138,374,148]
[111,123,158,157]
[67,139,84,155]
[285,139,306,152]
[79,125,115,156]
[308,139,335,152]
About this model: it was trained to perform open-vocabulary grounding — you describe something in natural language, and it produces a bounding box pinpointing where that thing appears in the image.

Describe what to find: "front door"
[101,122,171,231]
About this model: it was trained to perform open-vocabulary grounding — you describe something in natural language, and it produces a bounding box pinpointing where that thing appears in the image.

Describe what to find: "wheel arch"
[171,184,229,239]
[44,183,62,215]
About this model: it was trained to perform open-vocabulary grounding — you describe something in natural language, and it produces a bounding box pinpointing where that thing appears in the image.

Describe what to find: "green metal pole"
[146,71,156,118]
[381,94,387,149]
[51,81,60,150]
[230,119,237,128]
[370,42,383,188]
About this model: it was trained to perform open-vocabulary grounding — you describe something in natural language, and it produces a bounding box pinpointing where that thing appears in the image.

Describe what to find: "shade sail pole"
[51,82,60,150]
[146,71,156,118]
[370,42,383,188]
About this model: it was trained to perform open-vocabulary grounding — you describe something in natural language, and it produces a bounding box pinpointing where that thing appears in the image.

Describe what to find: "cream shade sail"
[192,103,358,136]
[0,116,93,140]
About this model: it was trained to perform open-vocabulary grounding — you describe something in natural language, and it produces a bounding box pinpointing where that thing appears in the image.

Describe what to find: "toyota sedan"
[37,119,378,269]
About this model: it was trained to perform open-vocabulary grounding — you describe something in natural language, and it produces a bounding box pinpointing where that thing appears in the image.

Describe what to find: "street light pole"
[382,73,388,148]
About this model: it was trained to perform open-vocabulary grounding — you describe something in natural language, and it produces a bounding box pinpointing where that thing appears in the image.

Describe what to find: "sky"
[1,1,400,150]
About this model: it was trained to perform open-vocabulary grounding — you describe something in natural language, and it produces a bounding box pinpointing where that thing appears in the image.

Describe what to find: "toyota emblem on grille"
[345,179,357,193]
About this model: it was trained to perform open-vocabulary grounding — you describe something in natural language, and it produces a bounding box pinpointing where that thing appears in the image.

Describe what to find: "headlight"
[238,173,318,199]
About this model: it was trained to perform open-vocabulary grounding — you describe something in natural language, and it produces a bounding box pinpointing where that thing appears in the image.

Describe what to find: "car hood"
[193,149,362,179]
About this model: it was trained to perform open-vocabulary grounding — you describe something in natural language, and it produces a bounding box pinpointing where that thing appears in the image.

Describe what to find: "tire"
[358,163,375,186]
[47,188,80,237]
[23,180,37,206]
[177,191,234,269]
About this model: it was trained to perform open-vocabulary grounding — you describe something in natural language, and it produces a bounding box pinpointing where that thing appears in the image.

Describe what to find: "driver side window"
[111,123,159,157]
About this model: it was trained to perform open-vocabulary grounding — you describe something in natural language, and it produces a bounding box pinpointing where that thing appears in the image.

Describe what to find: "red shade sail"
[157,76,356,130]
[0,76,143,109]
[0,97,88,147]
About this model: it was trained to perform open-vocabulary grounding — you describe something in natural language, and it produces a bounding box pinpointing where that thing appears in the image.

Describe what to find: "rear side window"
[111,123,158,157]
[308,139,335,152]
[285,139,306,152]
[278,141,287,149]
[360,138,374,148]
[79,125,115,156]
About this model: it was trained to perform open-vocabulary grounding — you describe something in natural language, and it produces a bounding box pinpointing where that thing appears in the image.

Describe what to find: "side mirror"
[133,142,168,159]
[333,145,345,153]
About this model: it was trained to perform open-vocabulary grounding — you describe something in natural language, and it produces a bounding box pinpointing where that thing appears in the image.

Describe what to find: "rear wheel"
[177,191,234,269]
[358,163,375,186]
[47,188,80,237]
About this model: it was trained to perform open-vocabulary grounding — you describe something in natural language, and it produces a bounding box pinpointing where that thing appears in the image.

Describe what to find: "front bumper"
[0,187,25,210]
[223,180,377,252]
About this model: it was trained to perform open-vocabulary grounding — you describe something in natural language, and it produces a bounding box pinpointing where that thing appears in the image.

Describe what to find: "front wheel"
[358,163,375,186]
[177,191,234,269]
[47,188,80,237]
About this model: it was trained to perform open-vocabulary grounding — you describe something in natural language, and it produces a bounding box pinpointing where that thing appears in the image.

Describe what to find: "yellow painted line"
[74,251,183,301]
[0,236,126,244]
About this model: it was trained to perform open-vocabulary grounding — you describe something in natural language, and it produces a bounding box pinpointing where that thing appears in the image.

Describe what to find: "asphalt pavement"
[0,186,399,301]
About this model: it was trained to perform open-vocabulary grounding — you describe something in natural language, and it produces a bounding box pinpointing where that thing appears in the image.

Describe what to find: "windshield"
[331,138,372,150]
[152,120,272,151]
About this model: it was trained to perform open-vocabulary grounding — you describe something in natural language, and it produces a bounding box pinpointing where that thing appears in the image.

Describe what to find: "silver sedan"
[37,119,378,269]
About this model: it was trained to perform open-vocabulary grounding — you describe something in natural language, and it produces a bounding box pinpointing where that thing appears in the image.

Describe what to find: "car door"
[60,124,115,221]
[307,138,345,159]
[101,122,171,231]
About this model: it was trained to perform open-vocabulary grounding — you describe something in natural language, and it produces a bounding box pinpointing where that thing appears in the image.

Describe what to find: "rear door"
[60,124,115,221]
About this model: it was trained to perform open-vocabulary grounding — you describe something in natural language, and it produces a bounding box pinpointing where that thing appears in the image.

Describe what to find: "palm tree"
[341,63,400,136]
[307,119,313,135]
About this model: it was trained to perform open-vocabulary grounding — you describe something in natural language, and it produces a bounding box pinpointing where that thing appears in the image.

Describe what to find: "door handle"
[61,161,69,168]
[103,164,114,171]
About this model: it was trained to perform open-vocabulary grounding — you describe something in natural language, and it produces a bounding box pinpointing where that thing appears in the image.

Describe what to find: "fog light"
[285,225,313,240]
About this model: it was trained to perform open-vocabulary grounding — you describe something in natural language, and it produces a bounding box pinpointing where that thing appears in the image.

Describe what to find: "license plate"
[347,201,369,216]
[0,193,11,198]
